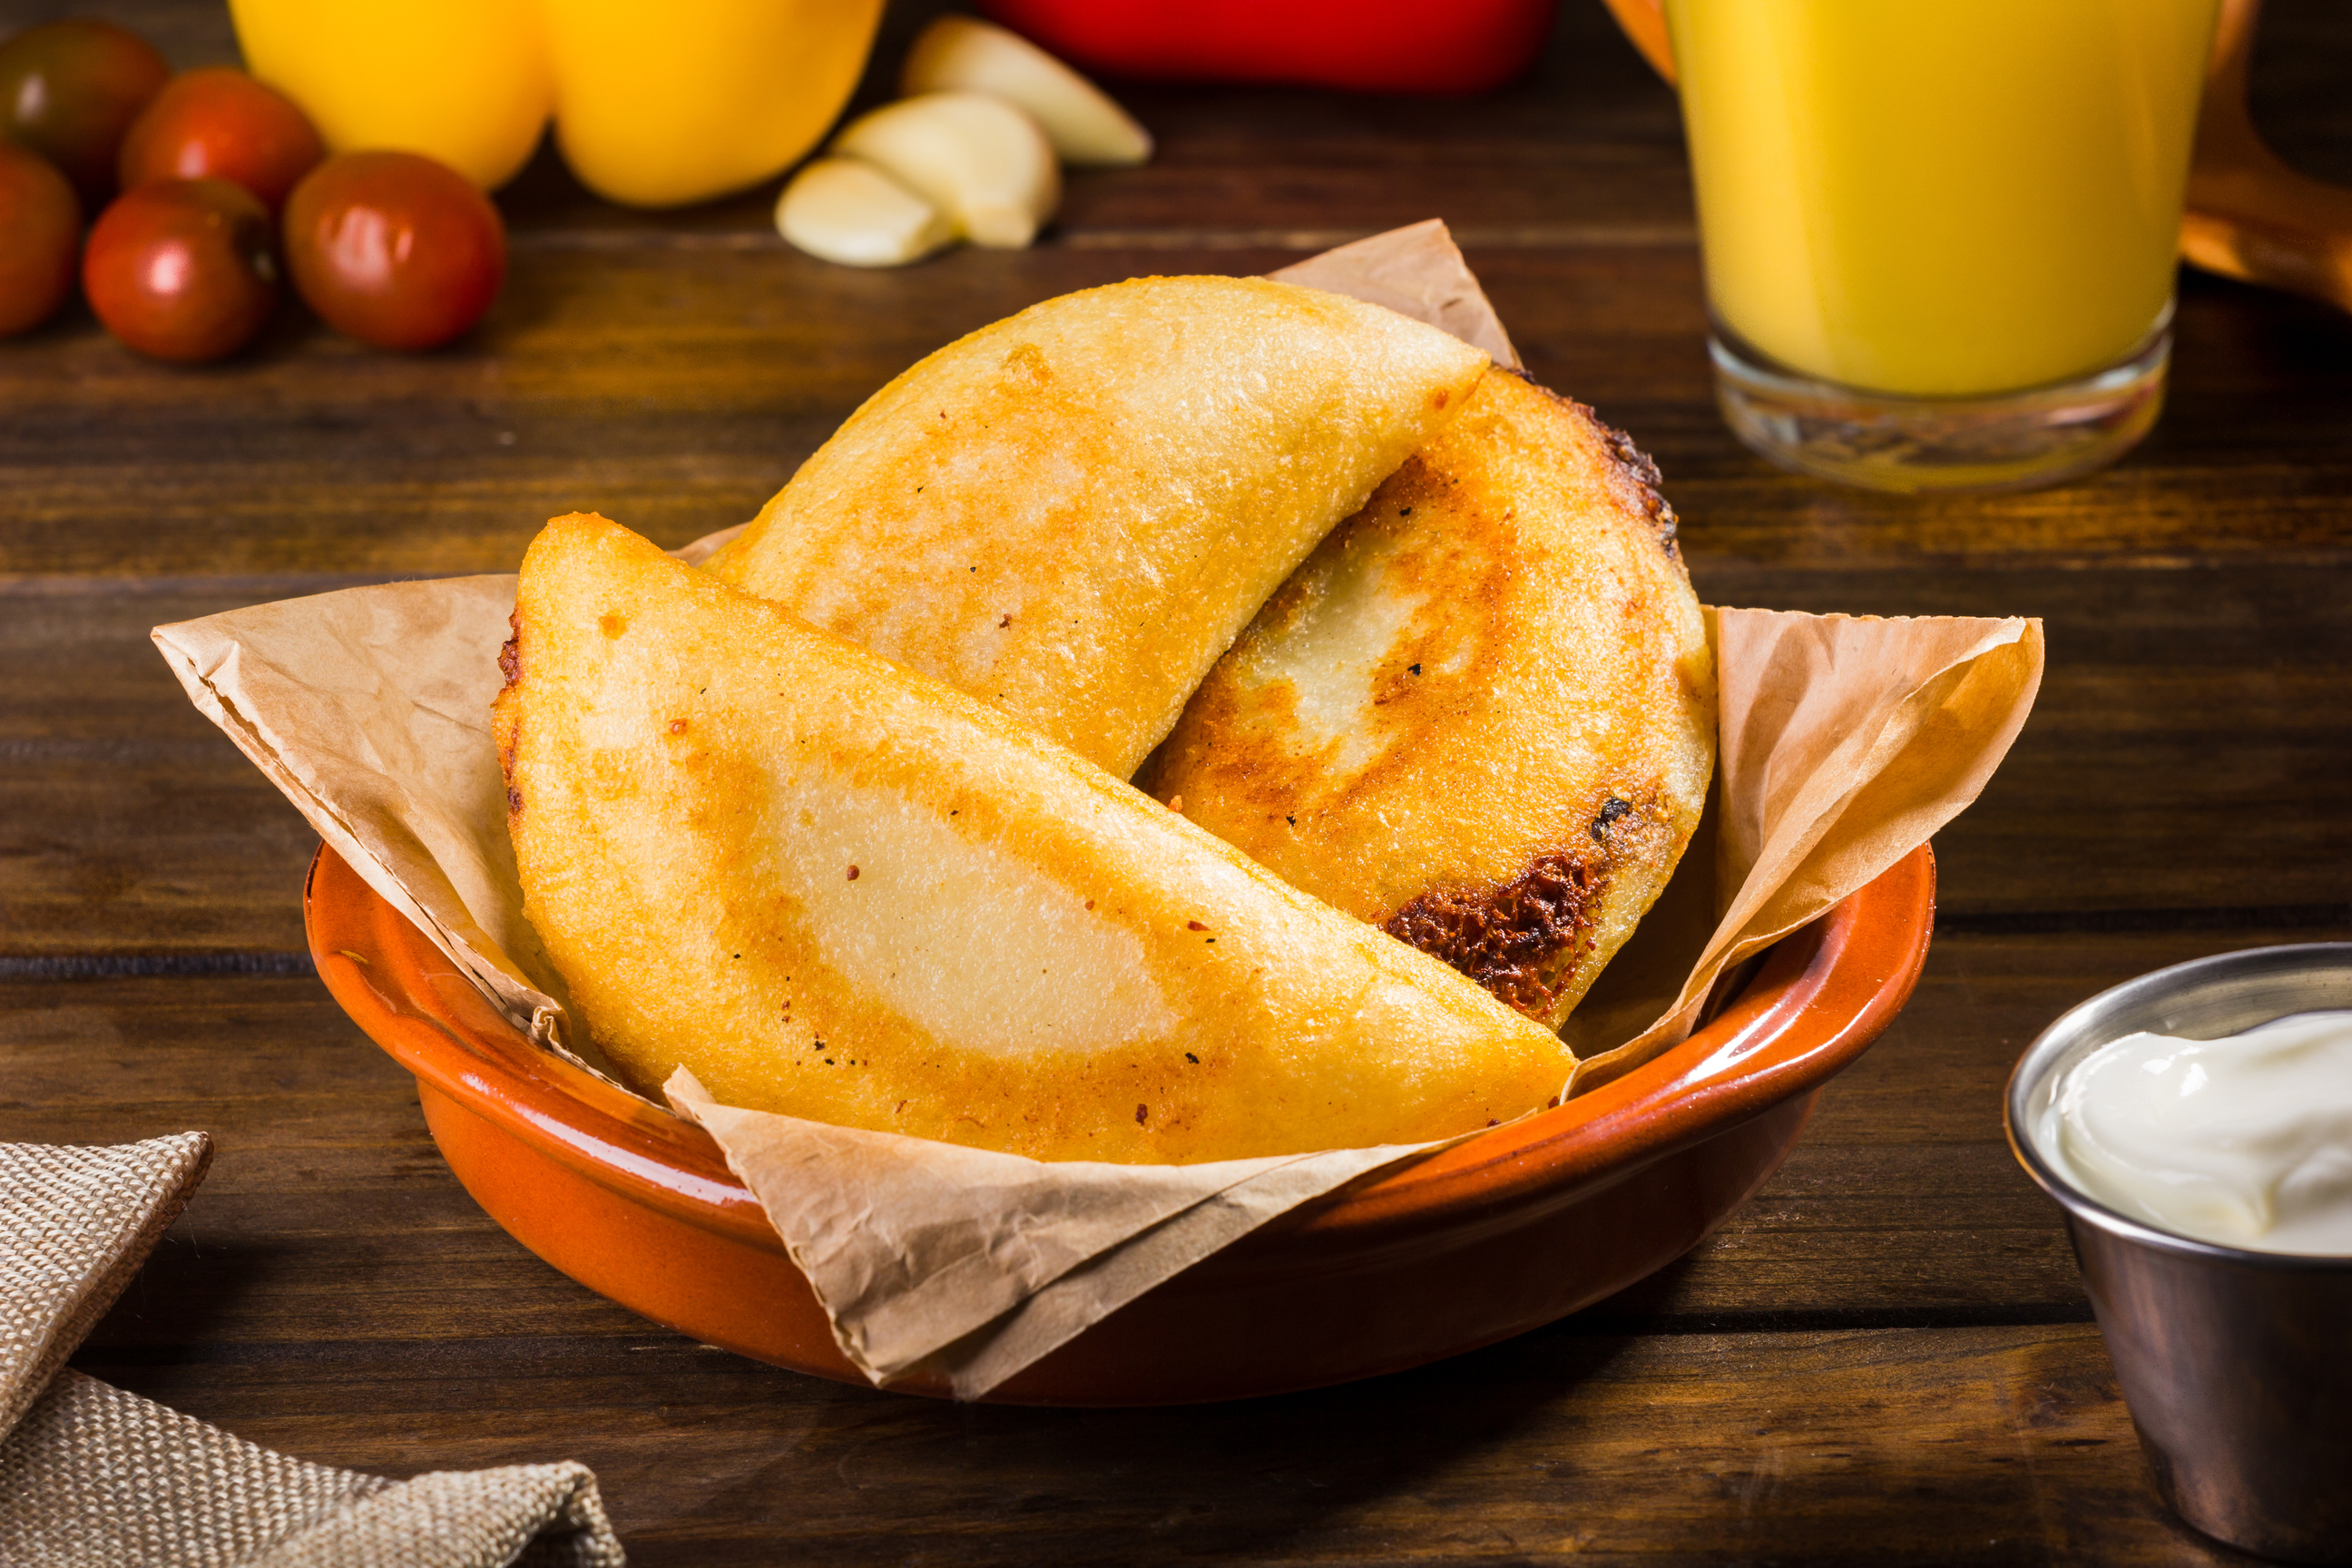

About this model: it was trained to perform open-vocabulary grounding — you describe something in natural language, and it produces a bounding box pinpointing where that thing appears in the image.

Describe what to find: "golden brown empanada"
[706,275,1488,779]
[1143,370,1715,1027]
[497,514,1579,1162]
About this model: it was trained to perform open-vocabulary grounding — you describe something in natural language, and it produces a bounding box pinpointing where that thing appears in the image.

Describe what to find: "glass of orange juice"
[1662,0,2223,492]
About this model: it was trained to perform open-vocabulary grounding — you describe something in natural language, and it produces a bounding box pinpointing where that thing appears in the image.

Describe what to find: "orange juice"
[1665,0,2220,397]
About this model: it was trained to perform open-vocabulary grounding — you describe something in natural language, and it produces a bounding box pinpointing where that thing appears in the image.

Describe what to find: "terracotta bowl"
[305,841,1935,1406]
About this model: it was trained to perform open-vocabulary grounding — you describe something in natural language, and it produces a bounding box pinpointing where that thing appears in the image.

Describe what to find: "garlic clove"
[832,92,1061,250]
[900,15,1153,169]
[776,156,959,268]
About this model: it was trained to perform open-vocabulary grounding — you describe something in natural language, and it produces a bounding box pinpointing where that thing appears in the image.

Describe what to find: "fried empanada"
[706,275,1488,779]
[1142,371,1715,1028]
[496,514,1577,1163]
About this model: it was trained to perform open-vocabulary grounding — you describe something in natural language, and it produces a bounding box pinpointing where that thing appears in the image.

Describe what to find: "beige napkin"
[150,221,2043,1401]
[0,1135,624,1566]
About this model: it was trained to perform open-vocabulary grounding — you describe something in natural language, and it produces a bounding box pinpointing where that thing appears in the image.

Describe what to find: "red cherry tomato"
[0,19,170,210]
[83,178,278,363]
[0,142,81,338]
[117,67,324,214]
[283,152,505,351]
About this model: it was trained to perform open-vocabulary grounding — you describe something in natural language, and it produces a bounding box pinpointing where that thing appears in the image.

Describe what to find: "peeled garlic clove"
[777,156,957,268]
[900,15,1152,169]
[833,92,1060,250]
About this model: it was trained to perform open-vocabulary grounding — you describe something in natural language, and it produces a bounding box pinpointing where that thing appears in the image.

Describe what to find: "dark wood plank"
[2249,0,2352,186]
[0,245,1199,580]
[1688,561,2352,918]
[6,922,2337,1367]
[74,1321,2235,1567]
[7,553,2344,957]
[7,248,2348,582]
[0,583,323,958]
[1599,922,2351,1328]
[44,0,2346,244]
[25,0,1698,246]
[9,0,2352,1558]
[10,952,2270,1563]
[5,11,2350,584]
[4,973,649,1342]
[10,0,242,73]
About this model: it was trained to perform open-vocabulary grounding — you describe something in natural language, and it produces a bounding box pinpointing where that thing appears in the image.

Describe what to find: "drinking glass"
[1659,0,2223,493]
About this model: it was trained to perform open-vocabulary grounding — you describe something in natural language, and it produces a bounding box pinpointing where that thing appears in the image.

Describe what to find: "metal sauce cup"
[2005,943,2352,1564]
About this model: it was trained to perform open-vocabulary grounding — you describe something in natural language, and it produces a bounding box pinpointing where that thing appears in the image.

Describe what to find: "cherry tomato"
[0,19,170,210]
[0,143,81,338]
[283,151,504,351]
[83,178,278,363]
[118,67,324,214]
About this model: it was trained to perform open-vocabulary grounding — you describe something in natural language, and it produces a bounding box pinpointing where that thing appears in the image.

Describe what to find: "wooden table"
[7,2,2349,1561]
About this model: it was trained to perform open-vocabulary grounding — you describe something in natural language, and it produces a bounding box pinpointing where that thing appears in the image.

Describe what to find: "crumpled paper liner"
[152,220,2042,1399]
[1268,220,1522,369]
[156,575,575,1058]
[665,1070,1495,1396]
[1562,608,2043,1091]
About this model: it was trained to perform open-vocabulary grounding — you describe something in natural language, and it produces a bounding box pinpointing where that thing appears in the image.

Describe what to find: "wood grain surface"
[5,0,2349,1561]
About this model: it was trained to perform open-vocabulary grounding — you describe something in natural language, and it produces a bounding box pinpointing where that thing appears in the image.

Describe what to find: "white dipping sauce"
[2042,1010,2352,1255]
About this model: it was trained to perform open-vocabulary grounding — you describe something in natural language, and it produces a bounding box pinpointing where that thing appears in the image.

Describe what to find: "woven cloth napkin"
[0,1134,625,1567]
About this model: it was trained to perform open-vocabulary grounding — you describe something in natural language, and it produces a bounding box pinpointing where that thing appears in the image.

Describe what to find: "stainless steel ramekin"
[2006,943,2352,1564]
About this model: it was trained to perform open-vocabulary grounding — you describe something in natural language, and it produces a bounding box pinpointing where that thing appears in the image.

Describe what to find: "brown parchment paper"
[665,1070,1496,1396]
[152,220,2041,1400]
[1269,220,1521,369]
